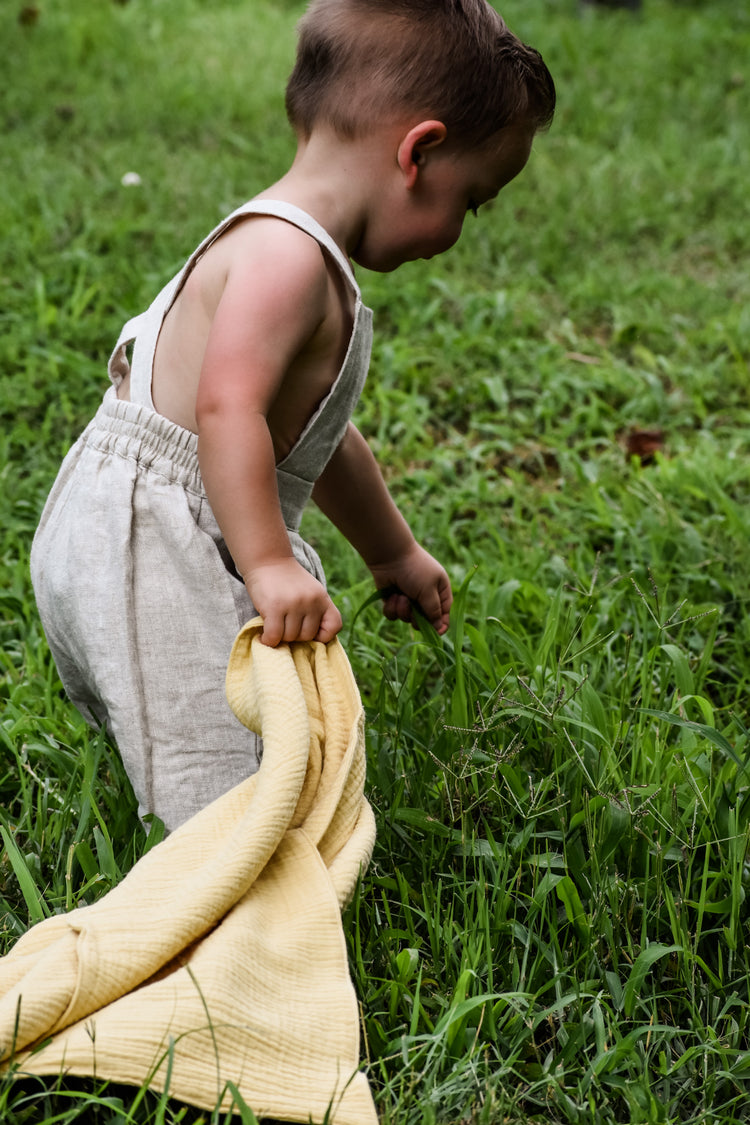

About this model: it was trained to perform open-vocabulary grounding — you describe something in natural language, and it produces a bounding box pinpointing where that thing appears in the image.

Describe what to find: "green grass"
[1,0,750,1121]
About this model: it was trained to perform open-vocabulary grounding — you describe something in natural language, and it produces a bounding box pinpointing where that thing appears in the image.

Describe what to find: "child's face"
[356,122,534,272]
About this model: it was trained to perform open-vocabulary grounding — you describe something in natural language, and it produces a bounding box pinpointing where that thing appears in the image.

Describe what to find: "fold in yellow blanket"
[0,619,378,1124]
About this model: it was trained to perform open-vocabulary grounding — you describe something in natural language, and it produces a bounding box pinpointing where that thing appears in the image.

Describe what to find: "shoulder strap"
[236,200,359,293]
[108,200,360,409]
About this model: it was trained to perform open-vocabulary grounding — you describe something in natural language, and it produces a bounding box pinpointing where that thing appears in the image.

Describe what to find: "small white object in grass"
[121,171,142,187]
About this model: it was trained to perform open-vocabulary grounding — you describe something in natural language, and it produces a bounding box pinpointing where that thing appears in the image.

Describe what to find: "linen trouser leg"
[31,403,263,833]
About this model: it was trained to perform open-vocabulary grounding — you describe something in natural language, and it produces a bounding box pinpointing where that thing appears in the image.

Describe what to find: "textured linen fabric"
[30,200,373,831]
[0,620,377,1125]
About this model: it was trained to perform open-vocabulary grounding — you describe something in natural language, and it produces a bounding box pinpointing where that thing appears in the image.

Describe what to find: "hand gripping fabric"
[0,620,377,1124]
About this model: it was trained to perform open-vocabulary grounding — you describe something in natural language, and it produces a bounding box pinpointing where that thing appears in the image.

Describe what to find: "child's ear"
[397,120,448,188]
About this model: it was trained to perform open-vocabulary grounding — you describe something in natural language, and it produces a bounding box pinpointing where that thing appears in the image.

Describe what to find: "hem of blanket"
[5,1058,378,1125]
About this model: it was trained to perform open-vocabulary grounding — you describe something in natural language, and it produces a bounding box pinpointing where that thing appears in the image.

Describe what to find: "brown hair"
[285,0,555,148]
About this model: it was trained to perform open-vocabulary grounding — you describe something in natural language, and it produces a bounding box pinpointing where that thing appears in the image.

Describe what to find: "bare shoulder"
[151,212,344,432]
[198,214,331,323]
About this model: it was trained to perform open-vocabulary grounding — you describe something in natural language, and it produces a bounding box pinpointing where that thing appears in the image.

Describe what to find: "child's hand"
[368,544,452,635]
[245,559,342,647]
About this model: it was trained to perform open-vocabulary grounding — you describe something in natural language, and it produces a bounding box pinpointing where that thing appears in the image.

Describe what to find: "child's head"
[285,0,555,152]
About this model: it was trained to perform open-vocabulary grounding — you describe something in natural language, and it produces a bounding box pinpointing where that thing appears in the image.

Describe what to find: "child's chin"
[352,241,410,273]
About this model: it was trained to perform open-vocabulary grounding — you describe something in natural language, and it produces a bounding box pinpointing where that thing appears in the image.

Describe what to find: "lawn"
[1,0,749,1121]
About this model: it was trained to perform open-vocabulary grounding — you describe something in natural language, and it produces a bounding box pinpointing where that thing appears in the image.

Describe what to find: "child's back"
[142,209,357,451]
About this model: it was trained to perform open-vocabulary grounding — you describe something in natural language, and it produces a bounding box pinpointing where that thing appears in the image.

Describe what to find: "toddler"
[31,0,555,831]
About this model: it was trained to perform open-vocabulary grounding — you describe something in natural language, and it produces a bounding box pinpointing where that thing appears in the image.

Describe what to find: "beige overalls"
[31,200,373,832]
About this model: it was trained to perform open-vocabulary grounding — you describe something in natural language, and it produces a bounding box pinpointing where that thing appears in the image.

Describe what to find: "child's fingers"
[381,590,413,625]
[315,602,343,643]
[281,611,306,642]
[416,591,448,633]
[260,602,342,646]
[432,577,453,633]
[297,606,340,642]
[380,578,452,634]
[295,611,322,642]
[416,572,452,633]
[259,611,285,647]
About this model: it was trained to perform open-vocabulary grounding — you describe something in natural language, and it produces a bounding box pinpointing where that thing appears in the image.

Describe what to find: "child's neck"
[257,127,391,263]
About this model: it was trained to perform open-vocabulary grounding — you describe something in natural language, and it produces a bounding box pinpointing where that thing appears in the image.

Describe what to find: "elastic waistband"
[80,389,313,532]
[81,387,204,494]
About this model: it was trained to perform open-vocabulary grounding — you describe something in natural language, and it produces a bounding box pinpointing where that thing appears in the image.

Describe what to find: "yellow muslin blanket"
[0,619,377,1124]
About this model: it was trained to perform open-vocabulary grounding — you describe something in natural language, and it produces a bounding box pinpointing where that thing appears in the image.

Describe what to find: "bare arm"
[312,424,452,634]
[196,221,341,647]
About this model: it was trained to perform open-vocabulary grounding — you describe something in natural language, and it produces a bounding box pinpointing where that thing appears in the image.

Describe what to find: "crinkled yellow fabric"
[0,620,377,1124]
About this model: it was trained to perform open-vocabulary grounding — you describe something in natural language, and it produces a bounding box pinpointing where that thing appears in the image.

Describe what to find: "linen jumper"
[31,200,373,832]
